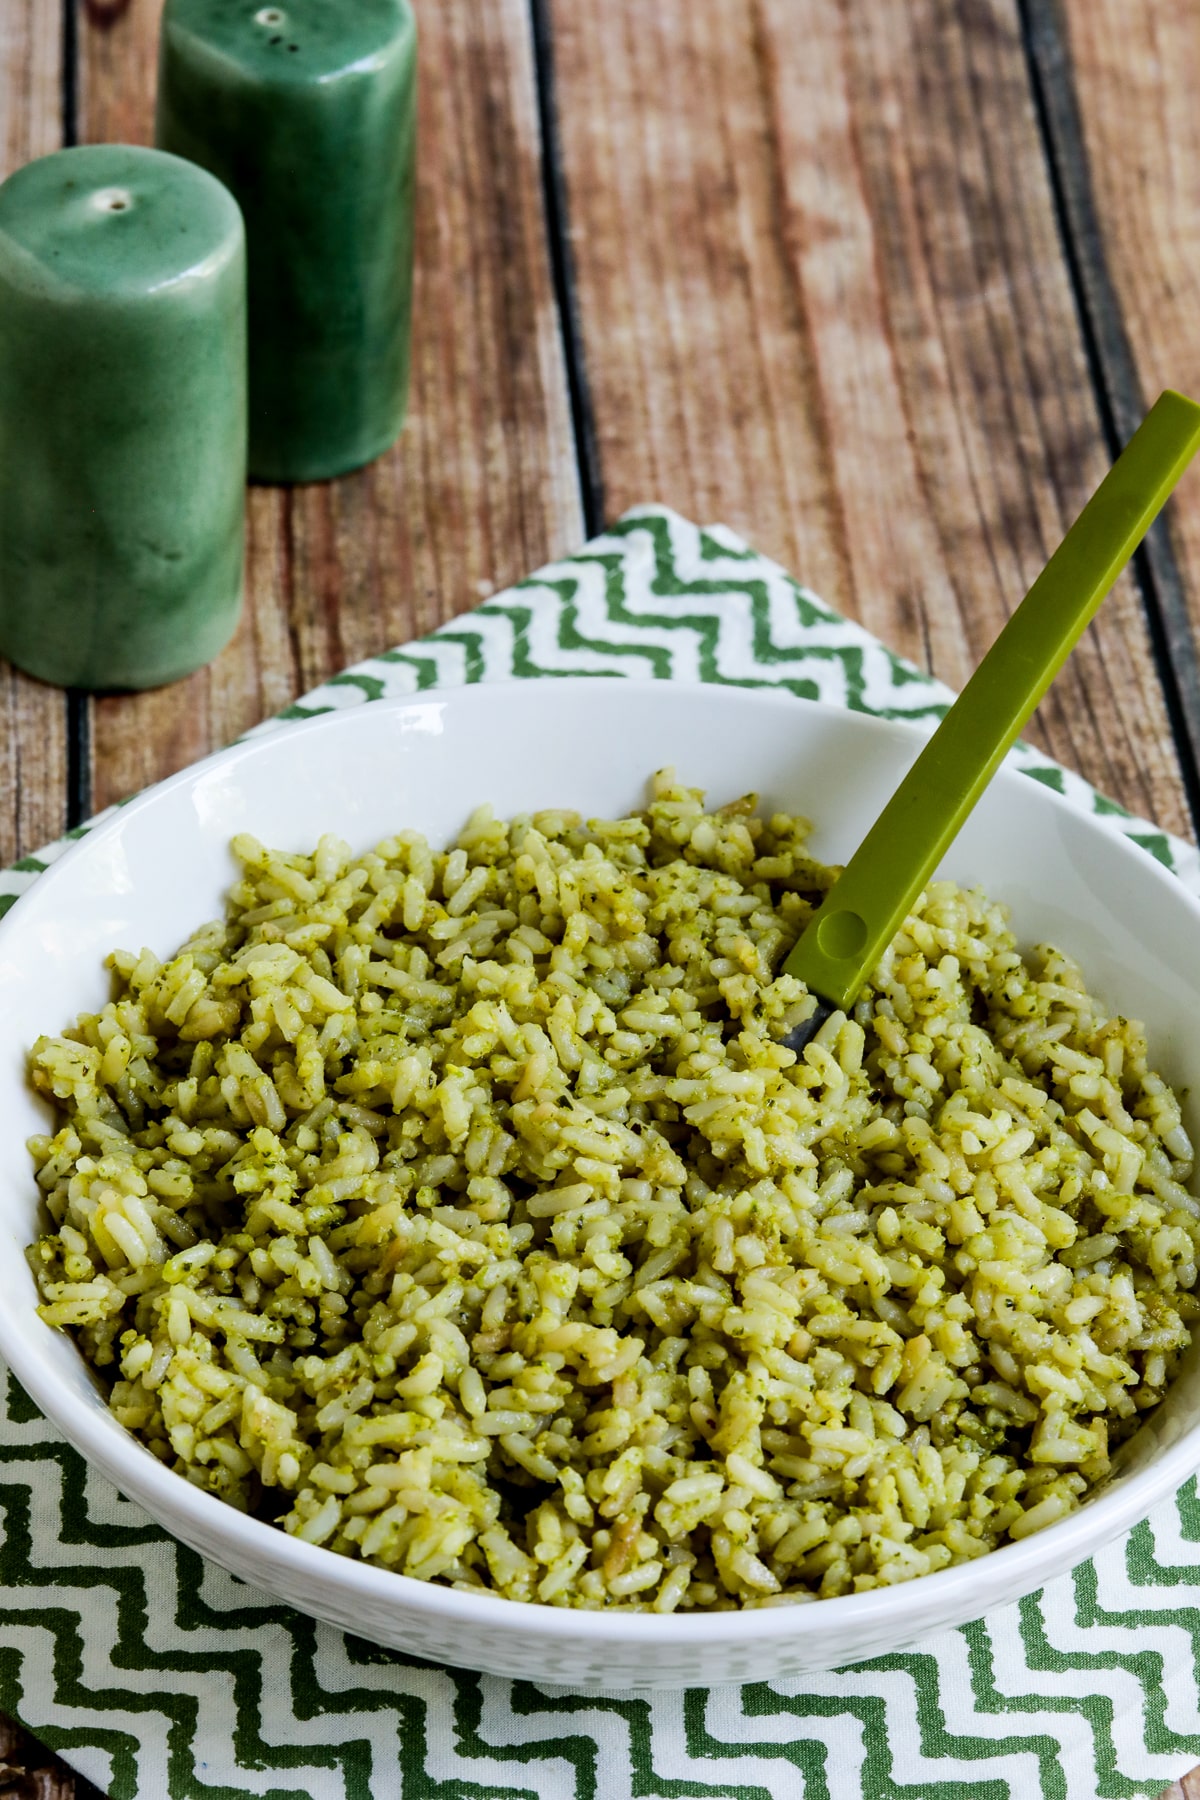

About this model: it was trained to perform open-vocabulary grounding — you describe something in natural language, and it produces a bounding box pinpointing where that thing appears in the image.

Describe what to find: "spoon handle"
[783,388,1200,1013]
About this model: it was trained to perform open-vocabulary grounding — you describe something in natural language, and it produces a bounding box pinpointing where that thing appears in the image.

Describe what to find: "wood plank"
[1049,0,1200,796]
[546,0,1194,837]
[0,1,70,864]
[0,1711,101,1800]
[1163,1775,1200,1800]
[77,0,582,812]
[1057,0,1200,417]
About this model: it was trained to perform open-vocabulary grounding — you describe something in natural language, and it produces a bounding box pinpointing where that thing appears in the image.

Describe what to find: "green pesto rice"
[24,772,1200,1611]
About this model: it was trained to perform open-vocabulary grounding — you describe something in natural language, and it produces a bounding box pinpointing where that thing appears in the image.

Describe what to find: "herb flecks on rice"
[25,773,1200,1609]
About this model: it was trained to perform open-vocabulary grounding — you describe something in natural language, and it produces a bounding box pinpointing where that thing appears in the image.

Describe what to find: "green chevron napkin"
[4,504,1200,1800]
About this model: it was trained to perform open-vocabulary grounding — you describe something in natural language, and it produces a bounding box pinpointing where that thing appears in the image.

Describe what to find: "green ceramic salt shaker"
[0,144,247,691]
[156,0,417,484]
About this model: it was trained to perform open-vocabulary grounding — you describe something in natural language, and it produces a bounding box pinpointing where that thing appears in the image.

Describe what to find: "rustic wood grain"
[0,1,70,864]
[546,0,1195,837]
[1059,0,1200,413]
[0,1711,108,1800]
[77,0,582,812]
[1022,0,1200,819]
[1163,1774,1200,1800]
[1051,0,1200,800]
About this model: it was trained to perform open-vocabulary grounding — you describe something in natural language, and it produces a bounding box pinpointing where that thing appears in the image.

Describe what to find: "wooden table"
[3,0,1200,1794]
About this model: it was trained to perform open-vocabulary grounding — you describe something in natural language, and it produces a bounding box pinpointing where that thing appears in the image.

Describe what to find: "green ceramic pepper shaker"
[156,0,418,484]
[0,144,247,691]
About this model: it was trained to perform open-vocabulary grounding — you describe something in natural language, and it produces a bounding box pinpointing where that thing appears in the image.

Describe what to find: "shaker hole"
[91,187,133,214]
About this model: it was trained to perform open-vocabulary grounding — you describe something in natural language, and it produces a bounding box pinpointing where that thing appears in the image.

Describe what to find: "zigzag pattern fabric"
[3,505,1200,1798]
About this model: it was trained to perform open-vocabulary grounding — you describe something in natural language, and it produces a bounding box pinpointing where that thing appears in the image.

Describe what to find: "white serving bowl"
[2,679,1200,1691]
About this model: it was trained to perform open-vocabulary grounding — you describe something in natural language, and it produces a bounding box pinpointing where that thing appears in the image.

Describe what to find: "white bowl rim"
[3,675,1200,1647]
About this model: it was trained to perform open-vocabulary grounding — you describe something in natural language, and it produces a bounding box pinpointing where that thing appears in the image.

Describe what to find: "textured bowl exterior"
[3,680,1200,1689]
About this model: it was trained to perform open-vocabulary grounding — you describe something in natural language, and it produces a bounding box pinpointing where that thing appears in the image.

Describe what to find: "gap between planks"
[62,0,91,833]
[0,0,71,864]
[542,0,1194,839]
[74,0,584,817]
[1019,0,1200,838]
[528,0,604,534]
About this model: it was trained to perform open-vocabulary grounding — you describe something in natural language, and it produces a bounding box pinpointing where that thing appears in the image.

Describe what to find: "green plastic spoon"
[782,388,1200,1052]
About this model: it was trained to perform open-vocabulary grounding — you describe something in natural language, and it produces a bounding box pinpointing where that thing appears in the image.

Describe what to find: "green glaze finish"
[0,144,247,692]
[156,0,417,484]
[785,389,1200,1011]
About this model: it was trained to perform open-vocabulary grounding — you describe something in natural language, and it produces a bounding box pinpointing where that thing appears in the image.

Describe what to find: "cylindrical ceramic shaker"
[156,0,418,484]
[0,144,247,691]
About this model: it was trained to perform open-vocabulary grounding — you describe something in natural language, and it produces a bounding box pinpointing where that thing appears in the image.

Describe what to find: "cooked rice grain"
[25,772,1200,1609]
